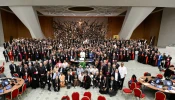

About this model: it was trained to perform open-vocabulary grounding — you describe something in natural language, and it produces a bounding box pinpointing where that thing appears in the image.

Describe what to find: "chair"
[155,91,166,100]
[81,96,90,100]
[144,72,148,76]
[13,73,19,77]
[72,92,80,100]
[6,88,20,100]
[122,82,136,99]
[83,92,91,100]
[133,88,146,100]
[61,95,70,100]
[157,74,163,79]
[19,83,27,97]
[97,95,106,100]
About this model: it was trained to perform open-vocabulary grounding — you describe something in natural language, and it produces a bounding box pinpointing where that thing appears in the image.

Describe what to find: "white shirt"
[78,74,84,82]
[93,68,98,74]
[118,66,127,79]
[89,68,94,73]
[115,72,118,81]
[62,62,68,68]
[80,52,85,58]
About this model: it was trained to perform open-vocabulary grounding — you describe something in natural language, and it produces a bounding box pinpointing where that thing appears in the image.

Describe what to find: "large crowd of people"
[2,38,172,97]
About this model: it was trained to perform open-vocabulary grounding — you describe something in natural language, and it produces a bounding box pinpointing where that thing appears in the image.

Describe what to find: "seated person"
[11,80,15,87]
[53,76,60,92]
[108,76,118,97]
[73,74,79,87]
[59,72,65,87]
[164,65,175,79]
[140,73,153,83]
[99,77,109,94]
[93,72,99,88]
[83,71,91,89]
[162,79,173,90]
[128,74,141,88]
[65,71,73,89]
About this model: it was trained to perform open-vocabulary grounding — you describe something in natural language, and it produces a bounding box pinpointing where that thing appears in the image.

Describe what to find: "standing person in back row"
[118,62,127,90]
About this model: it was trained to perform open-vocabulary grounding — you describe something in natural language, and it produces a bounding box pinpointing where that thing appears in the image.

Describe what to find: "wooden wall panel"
[107,17,124,38]
[39,16,54,38]
[17,20,31,38]
[1,9,162,46]
[1,10,18,41]
[1,10,31,41]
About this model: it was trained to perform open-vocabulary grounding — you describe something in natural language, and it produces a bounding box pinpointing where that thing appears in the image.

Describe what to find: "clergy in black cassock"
[83,71,91,89]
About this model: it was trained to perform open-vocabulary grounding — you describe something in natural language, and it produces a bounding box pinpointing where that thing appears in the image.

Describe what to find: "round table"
[139,76,175,94]
[0,78,24,96]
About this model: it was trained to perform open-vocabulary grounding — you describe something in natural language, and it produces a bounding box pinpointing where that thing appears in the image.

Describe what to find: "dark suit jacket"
[65,75,73,83]
[9,64,18,75]
[58,67,65,73]
[109,80,117,91]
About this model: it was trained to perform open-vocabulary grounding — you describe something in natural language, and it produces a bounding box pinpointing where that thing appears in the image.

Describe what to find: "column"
[119,7,155,39]
[158,8,175,47]
[0,10,5,46]
[9,6,45,39]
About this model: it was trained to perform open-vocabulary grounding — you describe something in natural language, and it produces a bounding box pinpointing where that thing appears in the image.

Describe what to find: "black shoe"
[48,89,51,91]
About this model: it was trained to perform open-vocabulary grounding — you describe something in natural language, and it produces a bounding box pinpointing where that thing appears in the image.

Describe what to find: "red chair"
[155,91,166,100]
[83,92,91,100]
[61,95,70,100]
[72,92,80,100]
[144,72,148,76]
[81,96,90,100]
[6,88,20,100]
[157,74,163,79]
[19,83,27,97]
[133,88,146,100]
[122,82,136,99]
[97,96,106,100]
[13,73,19,77]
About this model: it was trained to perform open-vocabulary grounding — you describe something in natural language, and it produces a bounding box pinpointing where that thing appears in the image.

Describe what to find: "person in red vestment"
[8,50,13,61]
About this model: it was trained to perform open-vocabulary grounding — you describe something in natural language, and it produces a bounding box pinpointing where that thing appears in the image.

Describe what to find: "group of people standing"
[3,37,171,97]
[9,58,127,97]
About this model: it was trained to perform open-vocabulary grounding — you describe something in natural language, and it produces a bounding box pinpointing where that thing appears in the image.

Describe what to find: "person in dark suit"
[38,63,46,88]
[53,76,60,92]
[45,71,52,91]
[99,77,109,94]
[52,56,57,66]
[104,62,112,77]
[83,71,91,89]
[58,65,65,74]
[108,76,118,97]
[93,72,99,88]
[9,61,18,77]
[65,71,73,89]
[3,49,9,62]
[17,62,24,78]
[164,65,175,79]
[31,65,39,89]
